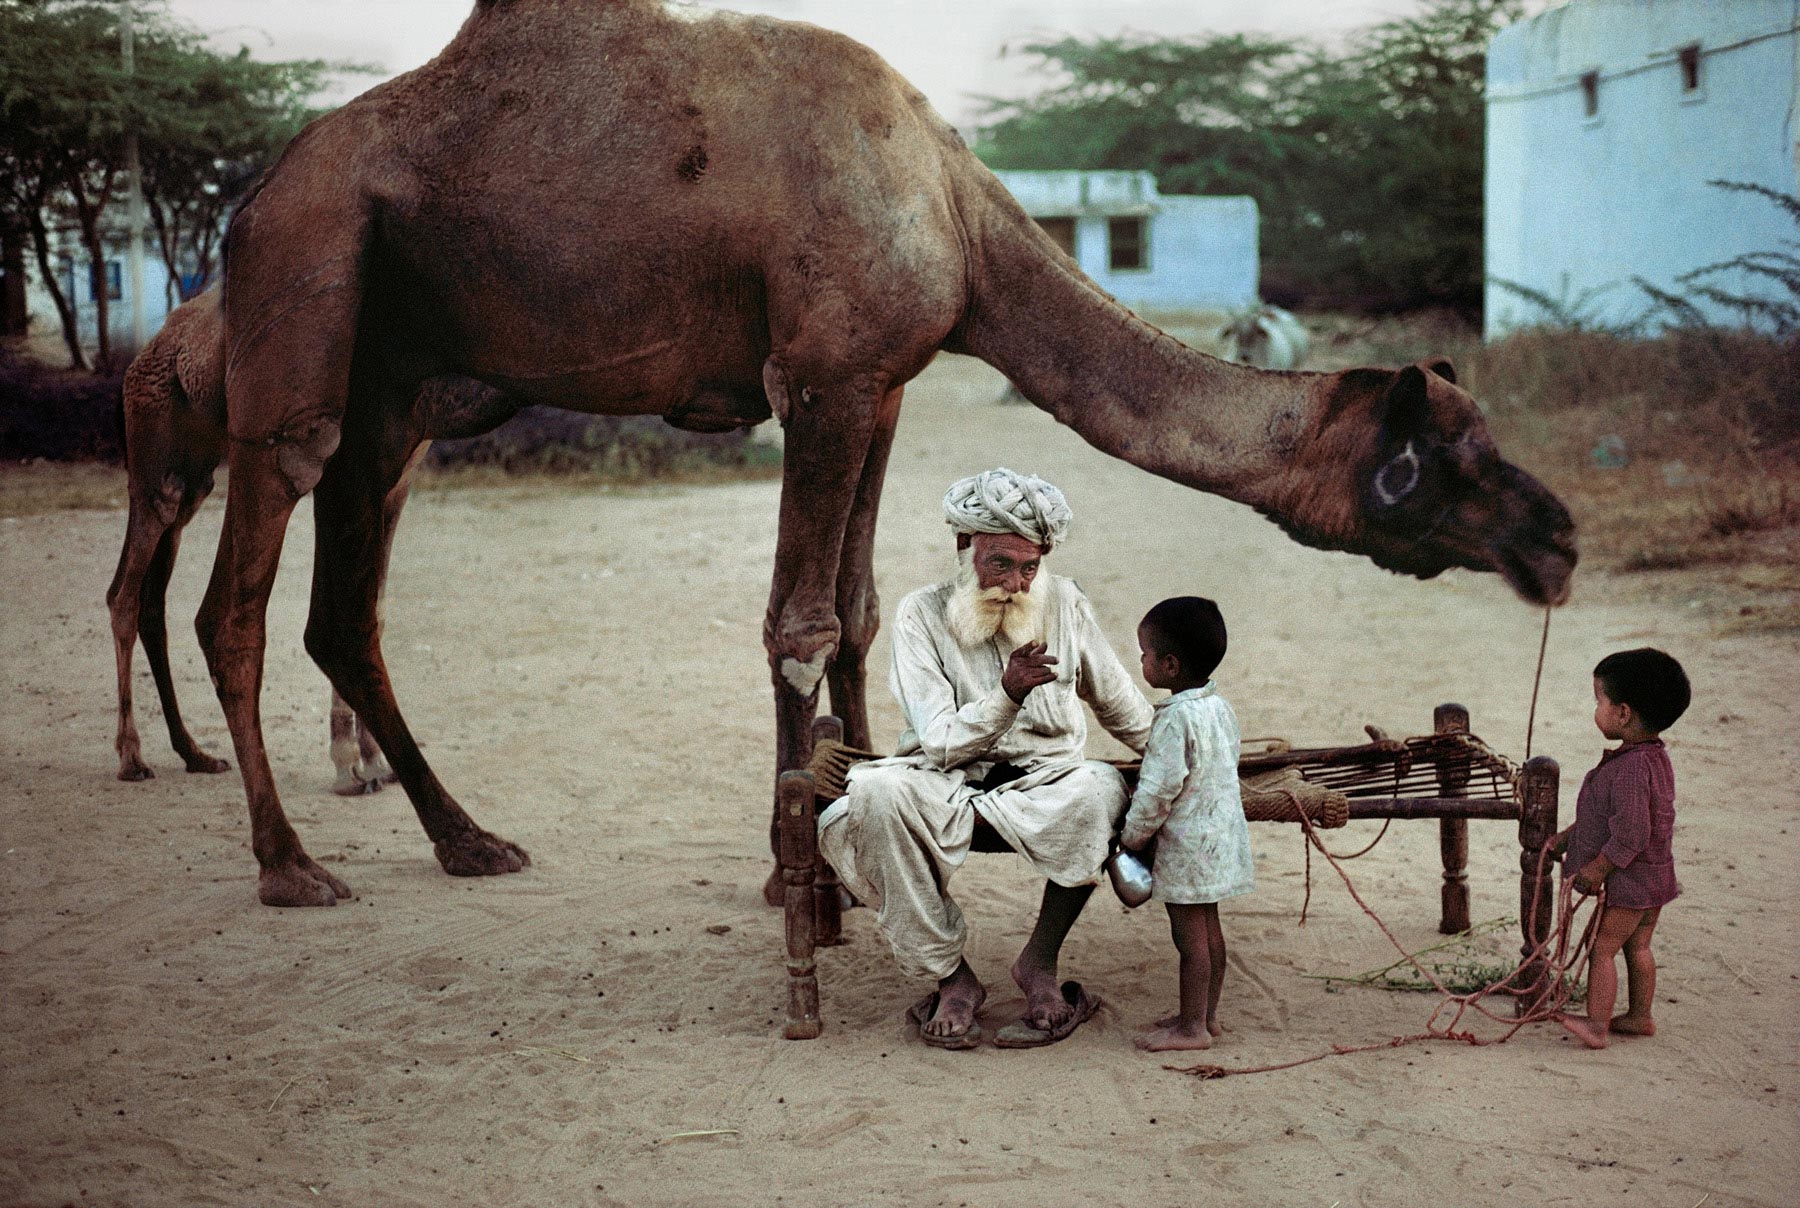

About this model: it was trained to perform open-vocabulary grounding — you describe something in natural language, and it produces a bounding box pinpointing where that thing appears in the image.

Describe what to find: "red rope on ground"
[1168,810,1602,1079]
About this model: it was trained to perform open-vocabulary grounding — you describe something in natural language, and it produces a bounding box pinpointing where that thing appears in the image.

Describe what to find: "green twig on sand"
[1301,917,1526,993]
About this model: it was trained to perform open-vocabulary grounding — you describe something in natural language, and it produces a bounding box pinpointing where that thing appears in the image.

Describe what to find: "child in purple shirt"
[1552,647,1690,1050]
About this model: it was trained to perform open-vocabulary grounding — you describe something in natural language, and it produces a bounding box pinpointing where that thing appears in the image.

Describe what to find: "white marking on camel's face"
[780,651,830,697]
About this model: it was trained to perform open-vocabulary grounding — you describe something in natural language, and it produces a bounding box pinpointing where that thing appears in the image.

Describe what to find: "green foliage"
[973,0,1525,314]
[0,0,357,363]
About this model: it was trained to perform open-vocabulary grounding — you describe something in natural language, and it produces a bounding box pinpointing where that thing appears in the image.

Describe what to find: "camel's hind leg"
[199,432,353,907]
[139,491,231,774]
[305,425,527,878]
[327,464,410,795]
[107,472,229,779]
[107,496,175,781]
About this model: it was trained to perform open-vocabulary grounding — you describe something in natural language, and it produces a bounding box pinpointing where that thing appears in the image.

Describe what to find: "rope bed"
[776,703,1561,1043]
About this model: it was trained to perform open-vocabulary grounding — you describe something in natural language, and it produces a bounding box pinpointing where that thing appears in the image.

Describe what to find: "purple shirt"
[1564,739,1679,910]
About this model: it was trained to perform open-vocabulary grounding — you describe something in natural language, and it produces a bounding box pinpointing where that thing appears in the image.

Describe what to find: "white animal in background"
[1219,304,1310,370]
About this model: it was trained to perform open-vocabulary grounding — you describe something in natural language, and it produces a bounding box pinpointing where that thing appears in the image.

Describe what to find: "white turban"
[942,467,1072,551]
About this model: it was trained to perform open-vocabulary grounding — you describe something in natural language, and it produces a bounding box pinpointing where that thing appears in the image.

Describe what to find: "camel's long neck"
[949,174,1326,509]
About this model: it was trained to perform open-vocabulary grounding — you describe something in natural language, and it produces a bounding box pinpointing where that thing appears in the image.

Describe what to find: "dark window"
[1678,44,1701,93]
[1108,216,1146,270]
[1036,216,1076,257]
[1580,71,1599,118]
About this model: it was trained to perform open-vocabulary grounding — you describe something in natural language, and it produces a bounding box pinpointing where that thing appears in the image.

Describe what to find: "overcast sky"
[161,0,1539,128]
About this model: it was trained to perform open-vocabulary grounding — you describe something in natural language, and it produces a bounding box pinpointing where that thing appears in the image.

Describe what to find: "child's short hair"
[1594,647,1691,732]
[1142,596,1228,681]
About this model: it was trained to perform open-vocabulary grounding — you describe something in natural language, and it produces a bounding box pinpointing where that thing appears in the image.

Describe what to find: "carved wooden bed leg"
[1515,755,1561,1017]
[778,769,822,1039]
[810,717,844,947]
[1434,703,1471,934]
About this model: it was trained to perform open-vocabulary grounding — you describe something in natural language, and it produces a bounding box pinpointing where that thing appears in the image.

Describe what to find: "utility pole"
[121,0,147,352]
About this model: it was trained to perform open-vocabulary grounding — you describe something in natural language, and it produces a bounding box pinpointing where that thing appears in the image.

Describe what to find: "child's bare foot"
[1154,1011,1226,1036]
[1136,1023,1212,1052]
[1609,1013,1656,1037]
[1558,1014,1610,1049]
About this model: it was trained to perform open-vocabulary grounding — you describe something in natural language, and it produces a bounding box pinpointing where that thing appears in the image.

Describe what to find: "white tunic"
[817,573,1153,980]
[1119,683,1257,905]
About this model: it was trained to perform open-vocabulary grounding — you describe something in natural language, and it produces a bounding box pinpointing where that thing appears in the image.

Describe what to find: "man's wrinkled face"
[968,532,1047,597]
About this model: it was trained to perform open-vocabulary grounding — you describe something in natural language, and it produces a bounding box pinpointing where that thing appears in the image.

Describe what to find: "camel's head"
[1271,359,1577,606]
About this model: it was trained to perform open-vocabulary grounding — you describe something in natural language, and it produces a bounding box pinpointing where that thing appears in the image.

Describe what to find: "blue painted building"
[990,170,1259,312]
[1484,0,1800,337]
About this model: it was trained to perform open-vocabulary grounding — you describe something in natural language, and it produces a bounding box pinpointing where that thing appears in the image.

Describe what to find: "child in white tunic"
[1119,597,1255,1052]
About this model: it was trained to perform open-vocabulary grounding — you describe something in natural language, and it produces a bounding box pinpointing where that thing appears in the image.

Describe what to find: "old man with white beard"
[818,468,1154,1048]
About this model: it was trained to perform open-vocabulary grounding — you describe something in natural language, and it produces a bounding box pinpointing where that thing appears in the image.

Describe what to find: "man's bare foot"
[923,963,985,1041]
[1136,1023,1212,1052]
[1156,1011,1226,1037]
[1609,1013,1656,1037]
[1558,1014,1610,1049]
[1012,954,1073,1032]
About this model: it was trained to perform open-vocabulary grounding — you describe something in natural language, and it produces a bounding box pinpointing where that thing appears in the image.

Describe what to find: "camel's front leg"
[825,386,901,752]
[760,361,899,901]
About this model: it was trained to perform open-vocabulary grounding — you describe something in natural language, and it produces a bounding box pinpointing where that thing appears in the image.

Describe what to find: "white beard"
[944,549,1045,650]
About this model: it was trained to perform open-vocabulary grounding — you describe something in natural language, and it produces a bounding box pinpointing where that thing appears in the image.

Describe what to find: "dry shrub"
[424,406,781,484]
[1460,327,1800,576]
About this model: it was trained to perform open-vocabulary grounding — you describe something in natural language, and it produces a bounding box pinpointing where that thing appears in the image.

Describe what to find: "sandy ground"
[2,352,1797,1208]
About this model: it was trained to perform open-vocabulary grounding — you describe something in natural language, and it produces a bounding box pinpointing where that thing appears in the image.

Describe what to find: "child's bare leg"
[1560,904,1645,1049]
[1138,903,1213,1052]
[1202,903,1226,1035]
[1611,907,1661,1036]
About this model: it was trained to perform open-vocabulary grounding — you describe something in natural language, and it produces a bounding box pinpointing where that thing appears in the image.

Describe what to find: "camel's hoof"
[762,867,784,908]
[331,772,383,797]
[359,760,399,786]
[258,859,354,907]
[183,752,231,775]
[118,761,155,782]
[435,830,530,877]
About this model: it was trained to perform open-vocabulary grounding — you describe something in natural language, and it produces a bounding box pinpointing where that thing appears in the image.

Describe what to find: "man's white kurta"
[1119,682,1256,904]
[817,573,1153,981]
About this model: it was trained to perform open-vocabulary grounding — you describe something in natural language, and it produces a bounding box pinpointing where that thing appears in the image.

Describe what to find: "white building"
[991,170,1259,312]
[1484,0,1800,338]
[22,230,179,364]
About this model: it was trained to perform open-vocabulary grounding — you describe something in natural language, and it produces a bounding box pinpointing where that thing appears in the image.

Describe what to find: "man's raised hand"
[1002,641,1059,704]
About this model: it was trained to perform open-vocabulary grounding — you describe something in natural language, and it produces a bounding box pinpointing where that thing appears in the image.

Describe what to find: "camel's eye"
[1373,440,1423,507]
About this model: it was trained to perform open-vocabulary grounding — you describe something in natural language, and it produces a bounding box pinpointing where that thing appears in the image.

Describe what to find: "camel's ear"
[1424,357,1456,385]
[1382,364,1433,433]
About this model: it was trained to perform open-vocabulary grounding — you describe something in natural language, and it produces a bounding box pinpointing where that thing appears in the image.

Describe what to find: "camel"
[106,287,516,792]
[202,0,1576,908]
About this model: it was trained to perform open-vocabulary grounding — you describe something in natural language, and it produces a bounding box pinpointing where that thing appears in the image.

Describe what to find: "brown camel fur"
[106,287,516,792]
[203,0,1576,907]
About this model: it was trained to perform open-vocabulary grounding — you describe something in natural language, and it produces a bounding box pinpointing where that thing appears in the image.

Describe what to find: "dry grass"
[0,461,127,518]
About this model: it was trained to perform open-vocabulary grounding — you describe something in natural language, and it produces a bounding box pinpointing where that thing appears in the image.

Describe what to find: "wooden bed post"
[1515,755,1560,1017]
[1434,703,1471,934]
[810,717,845,947]
[778,769,822,1039]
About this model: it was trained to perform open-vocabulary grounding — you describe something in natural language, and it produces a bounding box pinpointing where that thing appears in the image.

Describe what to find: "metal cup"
[1107,848,1153,908]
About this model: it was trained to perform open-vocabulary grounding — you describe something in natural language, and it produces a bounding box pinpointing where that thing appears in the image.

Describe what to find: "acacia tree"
[0,0,342,367]
[973,0,1524,314]
[136,42,334,304]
